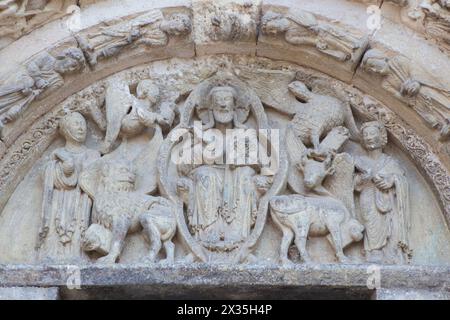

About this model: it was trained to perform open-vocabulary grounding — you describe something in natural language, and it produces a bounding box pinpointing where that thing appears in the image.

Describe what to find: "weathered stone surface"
[0,286,59,300]
[0,0,449,300]
[258,1,369,82]
[374,288,450,300]
[0,264,449,299]
[192,0,260,56]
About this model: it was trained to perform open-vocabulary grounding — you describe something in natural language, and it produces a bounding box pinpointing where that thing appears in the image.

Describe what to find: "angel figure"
[354,121,411,264]
[0,48,85,138]
[101,79,174,154]
[261,10,365,62]
[421,0,450,50]
[37,112,100,264]
[362,49,450,140]
[76,10,167,66]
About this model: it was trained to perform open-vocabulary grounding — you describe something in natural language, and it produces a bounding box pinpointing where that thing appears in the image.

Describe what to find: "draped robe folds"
[190,165,223,242]
[423,1,450,46]
[187,164,258,244]
[355,154,410,264]
[87,11,168,53]
[0,74,36,121]
[0,53,64,124]
[284,13,357,62]
[38,147,100,264]
[224,166,258,242]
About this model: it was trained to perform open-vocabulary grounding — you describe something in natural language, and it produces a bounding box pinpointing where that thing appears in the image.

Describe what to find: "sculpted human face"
[362,125,383,151]
[64,114,87,143]
[211,89,235,125]
[55,57,82,74]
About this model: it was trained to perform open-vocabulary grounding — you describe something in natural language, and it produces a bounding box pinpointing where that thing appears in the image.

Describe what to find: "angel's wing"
[133,126,164,195]
[285,125,307,194]
[79,160,104,200]
[102,81,134,153]
[236,67,300,116]
[324,153,356,219]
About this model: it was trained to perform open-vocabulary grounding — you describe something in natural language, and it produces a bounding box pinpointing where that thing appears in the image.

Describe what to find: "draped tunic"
[38,147,100,264]
[355,154,410,263]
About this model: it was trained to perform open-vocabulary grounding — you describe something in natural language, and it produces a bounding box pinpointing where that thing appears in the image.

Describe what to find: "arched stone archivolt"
[0,0,449,269]
[1,1,449,157]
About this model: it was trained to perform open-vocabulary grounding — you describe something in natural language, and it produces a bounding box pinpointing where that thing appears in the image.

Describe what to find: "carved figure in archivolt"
[421,0,450,50]
[0,1,76,41]
[354,121,411,264]
[261,9,368,62]
[36,112,100,264]
[361,49,450,141]
[75,10,191,66]
[0,48,85,138]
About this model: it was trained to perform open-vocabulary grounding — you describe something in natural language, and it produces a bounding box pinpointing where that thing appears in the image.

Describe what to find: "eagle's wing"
[102,81,134,153]
[236,67,300,116]
[285,124,308,194]
[324,153,356,220]
[79,159,104,200]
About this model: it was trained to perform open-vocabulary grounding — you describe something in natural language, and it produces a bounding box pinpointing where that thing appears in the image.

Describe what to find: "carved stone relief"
[373,0,450,54]
[0,47,85,139]
[0,0,77,49]
[0,0,449,301]
[1,55,449,267]
[37,111,100,264]
[258,5,369,82]
[360,49,450,143]
[192,0,260,55]
[75,10,192,67]
[420,0,450,51]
